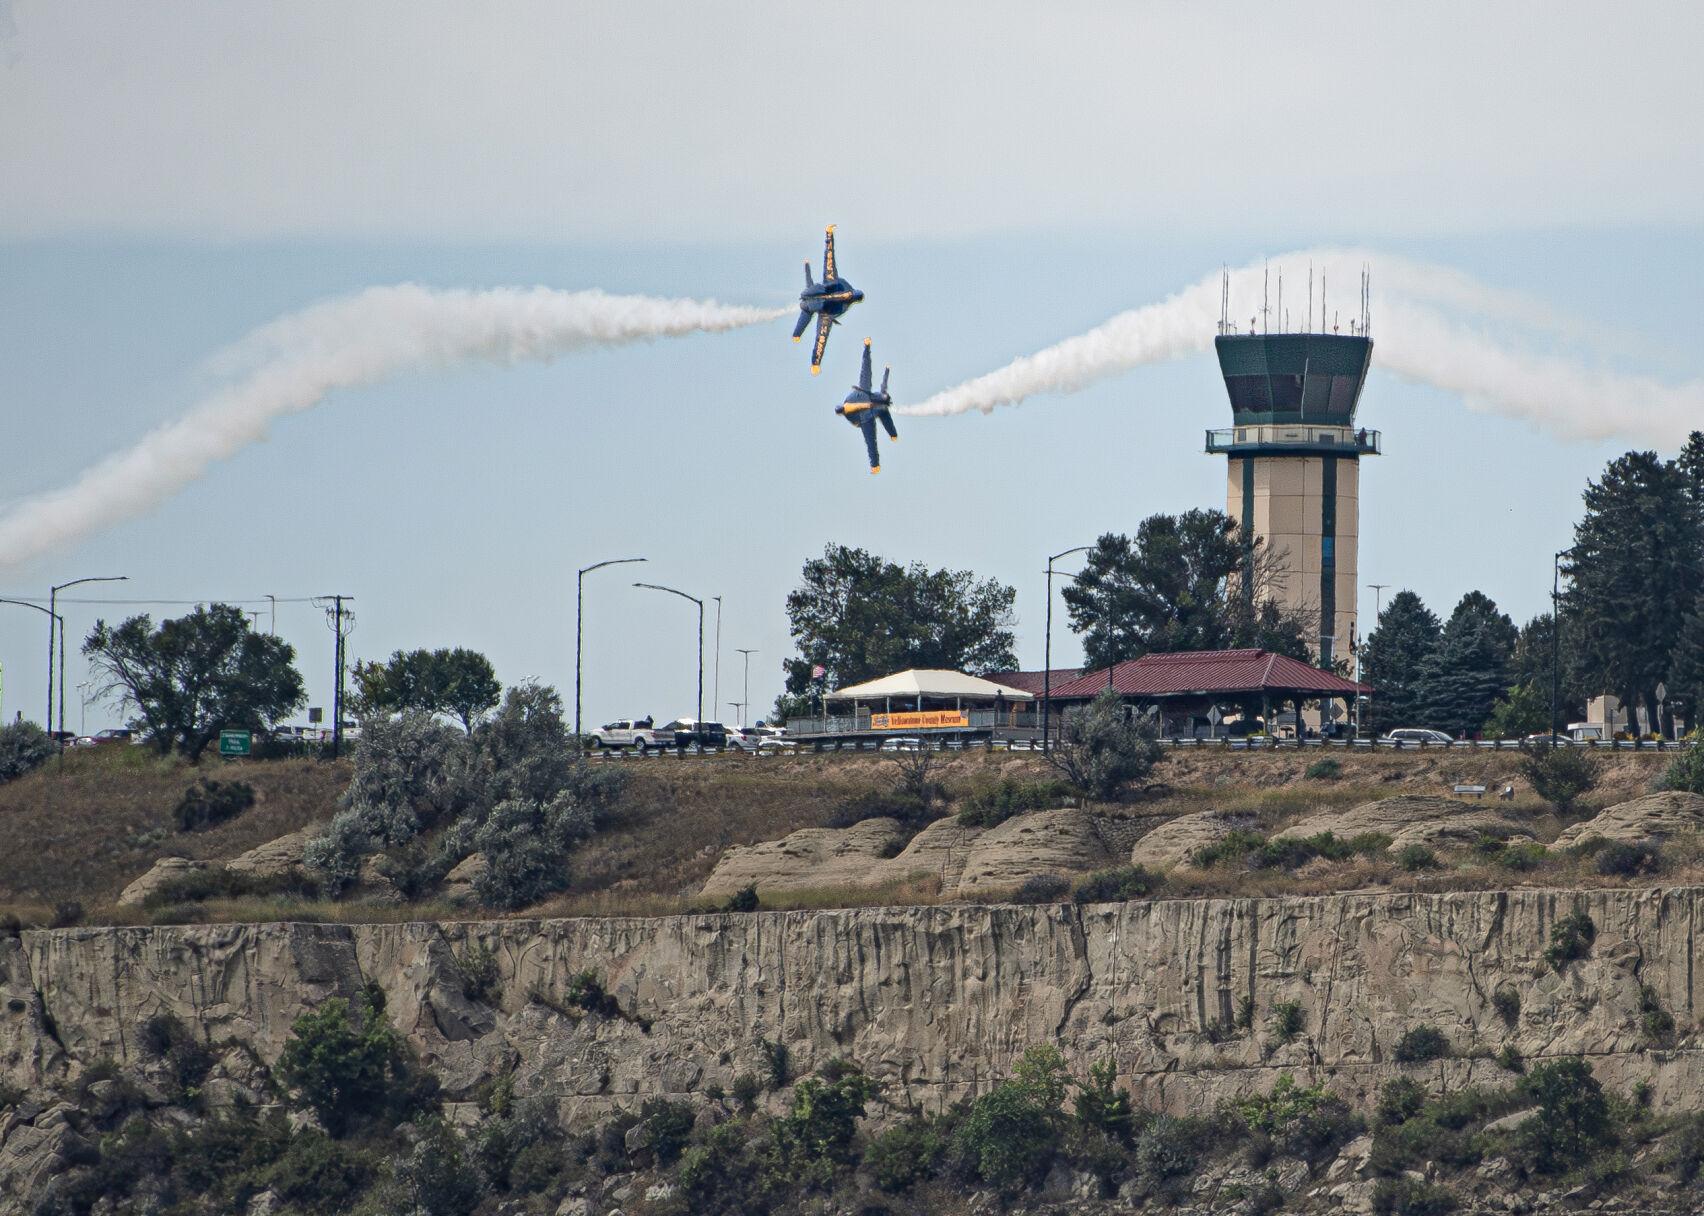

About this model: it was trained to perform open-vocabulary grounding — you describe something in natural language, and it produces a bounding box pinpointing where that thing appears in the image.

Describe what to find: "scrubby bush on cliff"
[1520,1057,1614,1173]
[1013,872,1072,904]
[0,719,55,782]
[958,776,1074,828]
[1073,1057,1136,1144]
[866,1113,952,1192]
[1595,840,1663,877]
[1073,864,1162,904]
[953,1045,1070,1188]
[277,987,425,1137]
[1046,687,1162,800]
[1393,1026,1450,1064]
[1544,909,1597,970]
[468,792,595,909]
[1236,1072,1362,1169]
[1372,1176,1458,1215]
[391,1115,483,1216]
[1654,733,1704,794]
[770,1061,880,1185]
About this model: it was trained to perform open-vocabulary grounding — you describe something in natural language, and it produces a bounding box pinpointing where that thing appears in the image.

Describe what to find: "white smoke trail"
[0,285,786,569]
[898,250,1703,449]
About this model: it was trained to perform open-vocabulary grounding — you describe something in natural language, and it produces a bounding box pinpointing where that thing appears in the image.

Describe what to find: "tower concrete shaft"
[1205,332,1379,669]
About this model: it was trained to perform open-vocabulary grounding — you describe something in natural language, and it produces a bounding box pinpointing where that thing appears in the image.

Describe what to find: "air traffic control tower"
[1206,293,1379,670]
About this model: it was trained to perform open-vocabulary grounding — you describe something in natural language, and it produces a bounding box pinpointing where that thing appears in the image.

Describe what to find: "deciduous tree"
[352,647,501,733]
[83,604,305,760]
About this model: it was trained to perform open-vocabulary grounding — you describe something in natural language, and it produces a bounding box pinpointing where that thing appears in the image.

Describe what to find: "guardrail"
[585,735,1695,760]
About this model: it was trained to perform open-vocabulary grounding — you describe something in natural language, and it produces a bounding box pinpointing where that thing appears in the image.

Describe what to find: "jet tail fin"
[879,366,889,397]
[858,340,873,392]
[803,261,814,289]
[791,310,811,341]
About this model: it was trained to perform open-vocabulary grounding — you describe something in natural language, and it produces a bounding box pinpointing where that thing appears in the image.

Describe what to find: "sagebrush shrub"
[1544,909,1596,971]
[173,779,255,832]
[1013,873,1071,904]
[1073,864,1161,904]
[1393,1025,1449,1064]
[0,720,55,783]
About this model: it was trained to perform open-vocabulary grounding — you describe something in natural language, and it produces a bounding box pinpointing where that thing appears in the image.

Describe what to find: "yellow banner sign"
[869,710,970,730]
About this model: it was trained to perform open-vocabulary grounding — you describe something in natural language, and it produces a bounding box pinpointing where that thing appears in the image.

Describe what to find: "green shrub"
[393,1115,483,1216]
[1595,840,1662,877]
[1372,1176,1457,1215]
[454,944,500,1003]
[1639,985,1676,1046]
[1046,687,1163,800]
[1073,1057,1135,1143]
[1393,1025,1449,1064]
[952,1047,1070,1190]
[1496,1045,1525,1073]
[49,900,85,928]
[1245,831,1391,871]
[866,1115,950,1192]
[1190,827,1269,868]
[678,1122,761,1216]
[1519,743,1599,815]
[1073,864,1161,904]
[1492,988,1521,1026]
[1270,1000,1305,1043]
[470,792,595,910]
[731,1072,762,1109]
[759,1037,791,1088]
[1305,757,1343,781]
[1520,1057,1613,1173]
[723,883,760,913]
[1396,844,1440,872]
[1497,842,1547,872]
[564,970,622,1019]
[775,1065,879,1168]
[173,778,255,831]
[958,777,1074,827]
[277,987,419,1136]
[1013,873,1072,904]
[1544,909,1597,970]
[830,789,932,829]
[138,1012,214,1102]
[0,720,55,782]
[638,1096,699,1167]
[1236,1073,1362,1167]
[1376,1077,1426,1126]
[264,1129,375,1210]
[1665,1111,1704,1182]
[141,865,313,909]
[1655,736,1704,794]
[1135,1114,1217,1185]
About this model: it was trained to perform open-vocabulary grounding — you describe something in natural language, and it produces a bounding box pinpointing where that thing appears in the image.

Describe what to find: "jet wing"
[858,340,873,392]
[823,225,837,281]
[810,313,831,374]
[792,310,812,341]
[877,407,898,441]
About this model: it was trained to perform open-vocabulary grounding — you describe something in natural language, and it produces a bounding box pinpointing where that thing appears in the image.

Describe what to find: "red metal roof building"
[1033,649,1371,738]
[983,669,1082,697]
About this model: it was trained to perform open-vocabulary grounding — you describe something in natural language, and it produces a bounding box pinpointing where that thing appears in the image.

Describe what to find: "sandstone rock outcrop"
[10,886,1704,1134]
[1274,795,1526,851]
[1129,809,1260,869]
[1554,791,1704,849]
[115,857,209,907]
[955,807,1119,892]
[226,826,322,880]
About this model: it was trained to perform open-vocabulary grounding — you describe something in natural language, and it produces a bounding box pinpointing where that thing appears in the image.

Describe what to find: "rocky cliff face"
[4,887,1701,1129]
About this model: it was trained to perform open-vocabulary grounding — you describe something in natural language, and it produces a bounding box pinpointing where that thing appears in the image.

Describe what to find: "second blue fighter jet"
[792,224,864,375]
[836,339,898,473]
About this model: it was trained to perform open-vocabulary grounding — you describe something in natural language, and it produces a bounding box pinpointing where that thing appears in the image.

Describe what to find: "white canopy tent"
[826,669,1034,705]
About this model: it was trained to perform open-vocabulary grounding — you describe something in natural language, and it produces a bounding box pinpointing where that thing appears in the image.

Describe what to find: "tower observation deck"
[1206,329,1378,670]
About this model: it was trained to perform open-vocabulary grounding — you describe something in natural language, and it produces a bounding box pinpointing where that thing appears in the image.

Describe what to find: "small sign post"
[218,729,252,758]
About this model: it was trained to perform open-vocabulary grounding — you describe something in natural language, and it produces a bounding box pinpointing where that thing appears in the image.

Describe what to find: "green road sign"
[218,729,252,757]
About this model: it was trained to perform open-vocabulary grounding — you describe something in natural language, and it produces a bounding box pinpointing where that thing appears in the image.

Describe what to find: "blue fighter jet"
[835,339,898,473]
[792,225,864,375]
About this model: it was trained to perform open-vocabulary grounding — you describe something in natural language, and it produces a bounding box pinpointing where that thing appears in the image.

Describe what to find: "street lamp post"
[0,600,63,729]
[50,575,128,741]
[576,557,647,741]
[1043,546,1092,752]
[712,596,722,725]
[1551,550,1566,748]
[736,649,757,727]
[634,582,704,726]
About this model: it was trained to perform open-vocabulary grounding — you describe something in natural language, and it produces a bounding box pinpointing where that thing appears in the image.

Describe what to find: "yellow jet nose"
[811,366,820,375]
[870,465,880,475]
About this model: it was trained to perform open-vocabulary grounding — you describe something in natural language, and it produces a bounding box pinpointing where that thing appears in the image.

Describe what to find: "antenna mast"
[1307,262,1313,333]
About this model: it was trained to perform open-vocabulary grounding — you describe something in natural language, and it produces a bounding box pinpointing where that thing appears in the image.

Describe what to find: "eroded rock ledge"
[4,886,1704,1128]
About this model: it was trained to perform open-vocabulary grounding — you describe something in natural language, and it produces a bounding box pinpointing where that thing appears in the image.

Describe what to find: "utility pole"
[323,595,355,758]
[267,594,277,635]
[51,575,128,743]
[712,596,722,724]
[1043,546,1092,752]
[576,557,647,741]
[1365,584,1389,624]
[736,648,758,727]
[634,582,704,726]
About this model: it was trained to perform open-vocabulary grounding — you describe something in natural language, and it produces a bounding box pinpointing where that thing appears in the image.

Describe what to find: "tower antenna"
[1277,267,1283,333]
[1262,264,1269,335]
[1307,261,1313,333]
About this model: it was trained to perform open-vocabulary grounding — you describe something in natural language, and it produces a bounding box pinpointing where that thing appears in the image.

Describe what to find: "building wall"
[1224,455,1360,663]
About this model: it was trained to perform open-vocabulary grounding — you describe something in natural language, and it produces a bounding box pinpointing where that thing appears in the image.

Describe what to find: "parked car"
[1380,728,1454,745]
[587,717,671,751]
[1522,733,1573,746]
[663,719,729,749]
[71,728,132,747]
[725,725,760,752]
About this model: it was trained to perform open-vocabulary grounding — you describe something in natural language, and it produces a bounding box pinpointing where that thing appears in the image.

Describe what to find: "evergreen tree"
[1565,448,1704,732]
[1671,598,1704,732]
[1417,591,1517,738]
[1509,613,1588,728]
[1359,591,1440,733]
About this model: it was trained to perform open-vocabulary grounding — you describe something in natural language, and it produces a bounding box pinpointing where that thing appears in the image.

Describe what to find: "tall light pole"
[635,582,704,725]
[51,575,128,741]
[576,557,646,741]
[712,596,722,724]
[1043,546,1092,752]
[0,599,63,728]
[1551,551,1566,747]
[736,648,758,727]
[1366,583,1389,624]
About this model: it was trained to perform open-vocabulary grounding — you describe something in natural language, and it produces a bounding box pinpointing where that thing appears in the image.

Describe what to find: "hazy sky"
[2,3,1701,731]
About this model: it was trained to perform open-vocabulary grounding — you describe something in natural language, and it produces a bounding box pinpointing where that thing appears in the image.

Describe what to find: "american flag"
[811,664,826,680]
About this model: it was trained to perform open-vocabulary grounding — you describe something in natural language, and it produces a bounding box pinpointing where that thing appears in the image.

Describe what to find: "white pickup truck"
[587,717,671,751]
